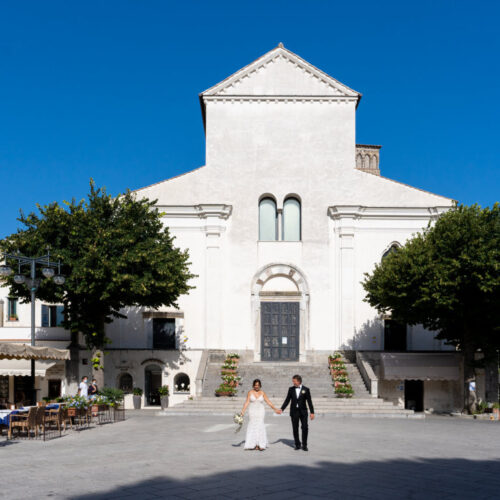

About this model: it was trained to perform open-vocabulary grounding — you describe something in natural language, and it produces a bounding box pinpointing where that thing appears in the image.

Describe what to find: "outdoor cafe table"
[0,404,61,428]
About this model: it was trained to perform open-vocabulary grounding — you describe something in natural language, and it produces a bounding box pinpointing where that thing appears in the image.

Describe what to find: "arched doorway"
[144,364,162,406]
[251,264,310,362]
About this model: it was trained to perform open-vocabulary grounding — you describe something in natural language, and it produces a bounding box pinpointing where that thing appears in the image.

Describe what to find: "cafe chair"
[8,406,37,439]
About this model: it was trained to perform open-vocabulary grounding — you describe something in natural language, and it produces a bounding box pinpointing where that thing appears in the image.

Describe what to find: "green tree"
[0,181,194,385]
[363,204,500,410]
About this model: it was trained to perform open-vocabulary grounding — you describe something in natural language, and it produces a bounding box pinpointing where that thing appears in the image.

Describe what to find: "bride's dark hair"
[252,379,262,388]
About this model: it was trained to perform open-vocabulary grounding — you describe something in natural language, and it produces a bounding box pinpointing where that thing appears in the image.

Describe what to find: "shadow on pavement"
[270,438,296,448]
[0,438,18,447]
[69,457,500,499]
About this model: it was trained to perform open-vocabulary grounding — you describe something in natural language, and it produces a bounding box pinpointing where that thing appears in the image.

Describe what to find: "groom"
[279,374,315,451]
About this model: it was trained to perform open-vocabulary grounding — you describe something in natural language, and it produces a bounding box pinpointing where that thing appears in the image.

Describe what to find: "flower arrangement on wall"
[329,352,354,398]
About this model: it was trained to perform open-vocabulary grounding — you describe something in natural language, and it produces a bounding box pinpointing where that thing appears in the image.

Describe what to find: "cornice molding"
[203,96,357,104]
[158,204,232,220]
[328,206,451,221]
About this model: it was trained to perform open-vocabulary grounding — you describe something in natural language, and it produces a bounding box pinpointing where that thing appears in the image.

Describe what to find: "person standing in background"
[88,378,98,399]
[78,376,89,399]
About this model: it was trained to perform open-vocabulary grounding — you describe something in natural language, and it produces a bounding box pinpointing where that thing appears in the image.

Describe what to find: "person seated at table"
[15,390,26,407]
[88,379,98,399]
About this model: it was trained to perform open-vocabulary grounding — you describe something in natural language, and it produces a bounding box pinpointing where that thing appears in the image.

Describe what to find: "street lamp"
[0,249,66,404]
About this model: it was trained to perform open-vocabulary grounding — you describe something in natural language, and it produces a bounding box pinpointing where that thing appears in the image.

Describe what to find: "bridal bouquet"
[233,412,244,433]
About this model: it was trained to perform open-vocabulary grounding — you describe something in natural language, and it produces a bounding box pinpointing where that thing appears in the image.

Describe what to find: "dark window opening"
[0,376,9,403]
[48,379,61,400]
[41,305,64,327]
[384,319,407,351]
[118,373,133,393]
[153,318,176,349]
[8,298,17,320]
[174,373,191,393]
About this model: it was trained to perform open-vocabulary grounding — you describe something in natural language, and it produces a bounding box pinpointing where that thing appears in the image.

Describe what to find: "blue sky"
[0,1,498,237]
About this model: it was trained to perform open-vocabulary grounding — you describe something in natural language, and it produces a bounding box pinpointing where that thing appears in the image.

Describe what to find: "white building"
[0,45,466,412]
[0,295,70,405]
[104,45,463,411]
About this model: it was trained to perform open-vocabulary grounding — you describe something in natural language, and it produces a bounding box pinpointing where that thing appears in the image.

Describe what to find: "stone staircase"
[162,353,422,418]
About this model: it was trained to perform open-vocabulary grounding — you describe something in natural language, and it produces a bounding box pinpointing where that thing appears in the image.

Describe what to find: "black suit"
[281,385,314,448]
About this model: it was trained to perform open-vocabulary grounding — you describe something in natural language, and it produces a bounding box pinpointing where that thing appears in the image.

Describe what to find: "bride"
[240,379,280,451]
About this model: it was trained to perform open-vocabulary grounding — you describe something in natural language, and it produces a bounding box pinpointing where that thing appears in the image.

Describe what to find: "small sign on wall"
[282,337,288,345]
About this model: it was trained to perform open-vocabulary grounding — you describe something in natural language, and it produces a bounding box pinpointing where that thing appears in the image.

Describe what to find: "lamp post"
[0,250,66,405]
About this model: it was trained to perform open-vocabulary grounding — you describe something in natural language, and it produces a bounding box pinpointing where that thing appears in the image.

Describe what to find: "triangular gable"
[201,44,361,100]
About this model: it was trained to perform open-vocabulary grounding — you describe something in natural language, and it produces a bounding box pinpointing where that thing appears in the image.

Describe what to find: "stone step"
[161,413,423,419]
[202,356,390,411]
[183,396,393,402]
[177,404,398,408]
[160,408,422,418]
[174,404,400,410]
[197,352,415,418]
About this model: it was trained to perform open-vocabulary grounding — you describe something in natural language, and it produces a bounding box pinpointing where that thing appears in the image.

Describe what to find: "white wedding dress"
[244,394,268,450]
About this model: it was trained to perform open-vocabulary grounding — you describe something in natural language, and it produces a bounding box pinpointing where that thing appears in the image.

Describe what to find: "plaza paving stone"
[0,411,499,499]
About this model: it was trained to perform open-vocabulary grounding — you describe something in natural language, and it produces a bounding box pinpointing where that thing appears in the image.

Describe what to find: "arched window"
[283,197,301,241]
[118,373,133,393]
[259,198,277,241]
[174,373,190,393]
[382,243,400,260]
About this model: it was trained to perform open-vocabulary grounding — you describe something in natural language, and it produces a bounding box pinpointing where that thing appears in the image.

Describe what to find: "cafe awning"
[0,342,70,361]
[381,353,461,381]
[0,359,57,376]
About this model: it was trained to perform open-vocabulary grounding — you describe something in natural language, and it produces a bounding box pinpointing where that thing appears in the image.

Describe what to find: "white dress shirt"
[79,381,88,398]
[295,385,302,407]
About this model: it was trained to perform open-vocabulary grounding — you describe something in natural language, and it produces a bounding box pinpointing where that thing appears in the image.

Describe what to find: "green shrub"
[158,385,170,397]
[99,387,125,404]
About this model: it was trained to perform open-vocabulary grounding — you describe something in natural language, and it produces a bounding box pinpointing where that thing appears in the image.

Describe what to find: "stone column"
[339,226,355,348]
[197,205,231,350]
[328,206,360,350]
[204,222,223,350]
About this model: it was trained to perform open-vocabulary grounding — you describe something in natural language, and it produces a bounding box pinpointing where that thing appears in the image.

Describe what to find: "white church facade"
[0,45,465,412]
[103,45,463,411]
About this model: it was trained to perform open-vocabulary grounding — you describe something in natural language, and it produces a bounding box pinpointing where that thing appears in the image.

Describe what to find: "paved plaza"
[1,411,499,499]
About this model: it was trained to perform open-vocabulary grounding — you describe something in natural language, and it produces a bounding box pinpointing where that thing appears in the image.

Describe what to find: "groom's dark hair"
[293,375,302,383]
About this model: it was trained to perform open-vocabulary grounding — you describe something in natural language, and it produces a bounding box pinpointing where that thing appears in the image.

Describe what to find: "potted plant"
[335,384,354,398]
[9,314,18,321]
[226,353,240,364]
[158,385,169,409]
[492,402,500,420]
[328,353,342,364]
[222,374,241,387]
[132,387,143,409]
[215,384,236,397]
[98,387,125,421]
[67,395,90,417]
[98,387,124,407]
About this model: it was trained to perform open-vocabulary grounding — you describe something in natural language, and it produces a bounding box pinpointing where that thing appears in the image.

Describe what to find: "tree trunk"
[65,330,80,396]
[90,317,107,390]
[91,348,105,390]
